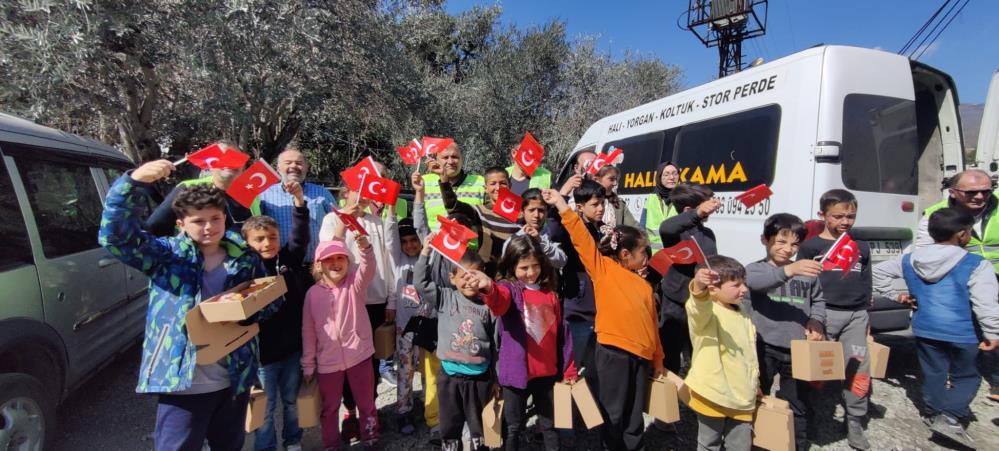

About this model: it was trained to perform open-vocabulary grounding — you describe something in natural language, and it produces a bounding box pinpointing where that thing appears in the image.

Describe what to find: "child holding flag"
[796,189,872,450]
[659,183,720,374]
[501,188,567,270]
[318,171,399,443]
[543,188,664,451]
[415,231,498,451]
[98,160,278,450]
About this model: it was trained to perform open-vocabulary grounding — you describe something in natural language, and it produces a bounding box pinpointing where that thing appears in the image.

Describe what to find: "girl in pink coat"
[302,237,377,450]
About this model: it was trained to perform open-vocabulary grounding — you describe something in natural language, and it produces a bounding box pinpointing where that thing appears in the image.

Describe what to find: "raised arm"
[685,270,716,333]
[481,281,513,317]
[414,242,440,310]
[353,235,377,295]
[143,184,182,237]
[539,234,568,270]
[100,162,178,275]
[285,182,311,265]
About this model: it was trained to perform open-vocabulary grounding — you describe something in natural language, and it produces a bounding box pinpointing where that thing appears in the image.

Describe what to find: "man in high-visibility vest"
[917,168,999,402]
[506,144,551,196]
[420,141,485,232]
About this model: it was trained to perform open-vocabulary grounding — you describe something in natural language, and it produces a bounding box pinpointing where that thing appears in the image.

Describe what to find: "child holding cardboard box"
[543,188,665,451]
[98,160,279,451]
[796,189,872,450]
[241,181,310,451]
[872,207,999,448]
[482,235,578,451]
[302,237,378,450]
[747,213,826,450]
[686,258,758,451]
[415,235,498,451]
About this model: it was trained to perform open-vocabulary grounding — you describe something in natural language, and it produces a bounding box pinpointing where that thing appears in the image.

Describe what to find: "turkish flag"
[821,233,860,272]
[187,143,250,170]
[340,157,382,191]
[735,184,773,208]
[585,147,624,175]
[359,174,401,205]
[430,215,478,267]
[421,137,455,155]
[332,207,369,236]
[397,139,423,165]
[227,160,280,208]
[514,132,544,177]
[492,187,522,223]
[648,249,674,276]
[662,239,706,265]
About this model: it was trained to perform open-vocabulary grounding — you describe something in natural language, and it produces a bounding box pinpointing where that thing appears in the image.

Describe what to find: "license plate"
[868,240,903,258]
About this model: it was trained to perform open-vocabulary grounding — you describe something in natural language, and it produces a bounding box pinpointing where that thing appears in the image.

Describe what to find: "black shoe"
[846,417,870,450]
[396,414,415,435]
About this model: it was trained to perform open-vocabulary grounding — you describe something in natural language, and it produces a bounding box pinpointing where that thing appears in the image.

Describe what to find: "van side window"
[603,129,678,195]
[0,157,33,268]
[16,157,104,258]
[672,104,781,192]
[841,94,919,195]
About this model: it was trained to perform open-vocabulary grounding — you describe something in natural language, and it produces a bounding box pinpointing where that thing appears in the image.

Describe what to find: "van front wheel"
[0,374,52,451]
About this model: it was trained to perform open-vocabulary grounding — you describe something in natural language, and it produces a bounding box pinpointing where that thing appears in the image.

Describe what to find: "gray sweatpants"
[695,413,753,451]
[825,308,870,419]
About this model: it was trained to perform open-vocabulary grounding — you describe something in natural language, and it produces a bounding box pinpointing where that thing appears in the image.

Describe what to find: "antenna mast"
[686,0,768,77]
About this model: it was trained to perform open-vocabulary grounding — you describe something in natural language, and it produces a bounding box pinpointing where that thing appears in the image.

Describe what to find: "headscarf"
[655,161,678,200]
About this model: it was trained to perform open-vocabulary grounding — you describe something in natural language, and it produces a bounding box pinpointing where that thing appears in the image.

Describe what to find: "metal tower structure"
[686,0,768,77]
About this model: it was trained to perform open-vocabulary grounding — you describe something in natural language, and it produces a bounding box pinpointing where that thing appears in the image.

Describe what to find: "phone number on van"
[716,195,771,217]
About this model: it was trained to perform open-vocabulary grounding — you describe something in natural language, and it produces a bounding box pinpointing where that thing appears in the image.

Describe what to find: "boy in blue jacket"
[873,207,999,449]
[98,160,280,451]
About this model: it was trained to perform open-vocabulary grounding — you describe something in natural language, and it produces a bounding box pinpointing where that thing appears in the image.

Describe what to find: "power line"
[899,0,951,55]
[913,0,970,60]
[907,0,962,58]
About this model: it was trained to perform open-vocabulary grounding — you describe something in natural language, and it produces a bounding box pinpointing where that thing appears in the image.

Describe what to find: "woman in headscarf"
[641,162,680,250]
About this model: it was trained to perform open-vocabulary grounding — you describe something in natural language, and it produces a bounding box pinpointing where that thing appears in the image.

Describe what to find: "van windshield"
[841,94,919,195]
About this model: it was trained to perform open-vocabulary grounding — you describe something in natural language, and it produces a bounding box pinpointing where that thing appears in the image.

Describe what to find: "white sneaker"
[286,445,302,451]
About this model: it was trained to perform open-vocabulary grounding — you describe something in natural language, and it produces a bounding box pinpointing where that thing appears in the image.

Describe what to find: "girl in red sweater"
[476,235,577,451]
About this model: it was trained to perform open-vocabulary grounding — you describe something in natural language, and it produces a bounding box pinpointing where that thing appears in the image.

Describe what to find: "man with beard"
[145,141,260,236]
[260,146,337,259]
[419,141,486,232]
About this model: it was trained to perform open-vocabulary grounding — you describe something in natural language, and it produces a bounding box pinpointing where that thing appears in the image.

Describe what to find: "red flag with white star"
[226,160,280,208]
[514,131,544,177]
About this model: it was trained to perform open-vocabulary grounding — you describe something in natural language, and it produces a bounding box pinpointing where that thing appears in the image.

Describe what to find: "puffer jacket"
[99,175,277,395]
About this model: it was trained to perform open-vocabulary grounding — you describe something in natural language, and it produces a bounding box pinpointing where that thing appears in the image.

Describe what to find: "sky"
[445,0,999,104]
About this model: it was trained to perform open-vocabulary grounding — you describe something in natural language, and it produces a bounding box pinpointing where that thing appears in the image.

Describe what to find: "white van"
[555,45,968,332]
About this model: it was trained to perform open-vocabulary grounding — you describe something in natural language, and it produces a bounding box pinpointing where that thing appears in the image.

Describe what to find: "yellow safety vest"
[423,173,485,232]
[924,197,999,272]
[505,165,552,190]
[643,193,678,247]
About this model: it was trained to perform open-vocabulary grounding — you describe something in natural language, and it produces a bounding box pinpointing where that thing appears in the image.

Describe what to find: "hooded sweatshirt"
[873,244,999,341]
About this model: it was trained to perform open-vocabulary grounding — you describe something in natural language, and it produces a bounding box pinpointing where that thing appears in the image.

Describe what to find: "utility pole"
[686,0,768,78]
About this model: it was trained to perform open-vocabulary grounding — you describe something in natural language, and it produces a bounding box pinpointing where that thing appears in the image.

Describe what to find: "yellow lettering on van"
[727,161,747,183]
[689,167,705,184]
[641,171,653,187]
[680,167,690,182]
[706,164,727,184]
[624,172,635,188]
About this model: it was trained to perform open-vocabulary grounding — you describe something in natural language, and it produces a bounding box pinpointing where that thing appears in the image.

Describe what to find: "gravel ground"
[52,332,999,451]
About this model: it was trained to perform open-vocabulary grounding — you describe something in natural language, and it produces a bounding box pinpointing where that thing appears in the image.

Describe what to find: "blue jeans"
[915,337,981,419]
[254,352,303,451]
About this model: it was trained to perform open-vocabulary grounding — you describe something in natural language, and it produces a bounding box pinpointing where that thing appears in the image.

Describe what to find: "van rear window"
[841,94,919,195]
[601,131,669,195]
[672,104,781,192]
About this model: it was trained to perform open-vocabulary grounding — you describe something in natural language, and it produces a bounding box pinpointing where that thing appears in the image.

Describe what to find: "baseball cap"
[314,240,350,262]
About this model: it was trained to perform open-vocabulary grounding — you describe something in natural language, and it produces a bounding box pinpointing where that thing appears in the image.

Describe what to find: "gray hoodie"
[872,244,999,340]
[746,261,826,348]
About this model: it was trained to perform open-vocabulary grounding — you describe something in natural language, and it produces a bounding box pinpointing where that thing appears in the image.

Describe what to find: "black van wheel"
[0,374,53,451]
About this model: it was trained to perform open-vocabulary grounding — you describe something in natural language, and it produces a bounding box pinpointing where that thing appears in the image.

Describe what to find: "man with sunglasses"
[919,168,999,404]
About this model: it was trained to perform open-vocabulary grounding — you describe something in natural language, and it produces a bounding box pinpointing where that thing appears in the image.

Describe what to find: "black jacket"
[658,209,717,323]
[258,205,312,365]
[548,207,603,323]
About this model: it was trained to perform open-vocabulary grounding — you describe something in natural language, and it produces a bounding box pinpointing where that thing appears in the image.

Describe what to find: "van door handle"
[98,258,119,268]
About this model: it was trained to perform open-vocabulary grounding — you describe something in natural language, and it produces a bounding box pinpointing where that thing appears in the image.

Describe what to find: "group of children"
[98,156,999,451]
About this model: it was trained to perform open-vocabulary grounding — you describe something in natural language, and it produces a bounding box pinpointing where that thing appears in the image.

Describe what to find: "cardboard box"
[752,396,794,451]
[571,378,604,429]
[244,388,267,432]
[790,340,845,381]
[297,378,322,428]
[185,304,259,365]
[646,375,681,423]
[553,381,573,429]
[482,395,504,448]
[868,337,890,379]
[199,276,287,323]
[664,370,691,405]
[374,323,396,359]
